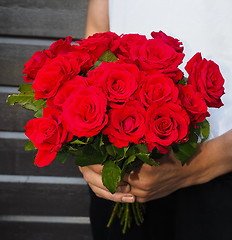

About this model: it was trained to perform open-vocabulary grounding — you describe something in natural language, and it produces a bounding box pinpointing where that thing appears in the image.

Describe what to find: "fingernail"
[122,194,135,203]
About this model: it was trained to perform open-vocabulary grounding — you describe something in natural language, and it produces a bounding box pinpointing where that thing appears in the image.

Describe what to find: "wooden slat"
[0,182,90,217]
[0,38,54,86]
[0,222,93,240]
[0,0,88,39]
[0,138,82,177]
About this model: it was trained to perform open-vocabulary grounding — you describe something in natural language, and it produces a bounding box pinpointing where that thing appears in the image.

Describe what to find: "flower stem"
[122,203,129,234]
[118,204,124,218]
[107,202,119,228]
[107,202,145,234]
[136,202,144,223]
[132,202,140,226]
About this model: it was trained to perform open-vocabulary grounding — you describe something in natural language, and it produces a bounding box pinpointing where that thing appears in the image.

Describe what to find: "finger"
[89,183,135,203]
[122,163,151,181]
[129,188,155,203]
[135,192,171,203]
[81,166,131,193]
[87,164,103,174]
[116,182,131,193]
[123,164,159,190]
[132,186,175,203]
[80,164,103,174]
[123,172,149,191]
[129,186,150,199]
[78,166,84,174]
[81,166,108,191]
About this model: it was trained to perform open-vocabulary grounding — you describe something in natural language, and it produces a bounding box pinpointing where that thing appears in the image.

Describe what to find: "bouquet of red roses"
[7,31,225,233]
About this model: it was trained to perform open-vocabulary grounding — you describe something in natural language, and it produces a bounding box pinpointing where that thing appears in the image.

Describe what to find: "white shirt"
[109,0,232,139]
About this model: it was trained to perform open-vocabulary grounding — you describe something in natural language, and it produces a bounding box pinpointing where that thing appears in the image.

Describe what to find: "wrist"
[179,130,232,188]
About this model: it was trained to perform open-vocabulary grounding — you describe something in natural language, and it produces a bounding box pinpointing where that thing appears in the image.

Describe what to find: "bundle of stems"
[107,202,145,234]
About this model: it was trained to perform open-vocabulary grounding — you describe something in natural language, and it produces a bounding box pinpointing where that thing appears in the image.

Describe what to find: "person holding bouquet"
[80,0,232,239]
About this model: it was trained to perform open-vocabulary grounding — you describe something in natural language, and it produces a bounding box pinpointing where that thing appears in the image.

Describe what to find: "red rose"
[138,39,184,72]
[151,31,184,53]
[47,75,88,111]
[32,56,72,100]
[139,72,179,108]
[62,86,108,137]
[23,51,48,83]
[145,103,190,153]
[118,34,147,62]
[178,84,210,124]
[24,107,72,167]
[103,101,146,148]
[161,66,183,83]
[185,52,225,108]
[44,36,73,58]
[88,61,140,107]
[76,31,120,61]
[64,47,93,74]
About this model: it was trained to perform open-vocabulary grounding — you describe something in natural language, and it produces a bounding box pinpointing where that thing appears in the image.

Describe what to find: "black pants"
[89,172,232,240]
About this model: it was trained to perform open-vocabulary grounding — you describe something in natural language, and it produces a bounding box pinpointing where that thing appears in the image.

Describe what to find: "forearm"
[85,0,110,38]
[182,129,232,188]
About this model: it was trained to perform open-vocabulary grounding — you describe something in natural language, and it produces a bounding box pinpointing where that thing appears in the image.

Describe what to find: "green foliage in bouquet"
[173,120,209,165]
[7,83,46,117]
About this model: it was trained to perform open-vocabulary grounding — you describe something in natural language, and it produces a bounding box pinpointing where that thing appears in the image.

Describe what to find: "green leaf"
[126,154,137,165]
[70,138,88,145]
[24,99,46,111]
[98,49,118,63]
[7,83,34,105]
[125,147,135,157]
[7,83,46,112]
[55,151,72,164]
[18,83,34,93]
[7,93,46,111]
[193,126,201,138]
[187,126,199,148]
[25,140,37,151]
[99,134,104,148]
[7,92,35,106]
[91,134,105,152]
[121,155,136,178]
[75,153,106,166]
[67,145,79,151]
[178,76,188,85]
[199,120,210,142]
[135,153,159,166]
[173,141,197,166]
[89,50,118,71]
[102,161,121,194]
[114,146,129,159]
[89,60,103,71]
[121,158,142,177]
[150,147,164,160]
[134,144,149,154]
[74,145,106,166]
[34,107,43,118]
[75,152,104,166]
[106,144,116,157]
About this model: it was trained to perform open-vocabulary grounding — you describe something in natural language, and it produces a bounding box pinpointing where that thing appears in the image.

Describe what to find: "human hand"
[79,164,135,203]
[123,150,187,203]
[124,130,232,203]
[80,130,232,204]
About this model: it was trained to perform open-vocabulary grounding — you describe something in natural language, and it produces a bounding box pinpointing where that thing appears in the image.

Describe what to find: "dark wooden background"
[0,1,93,239]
